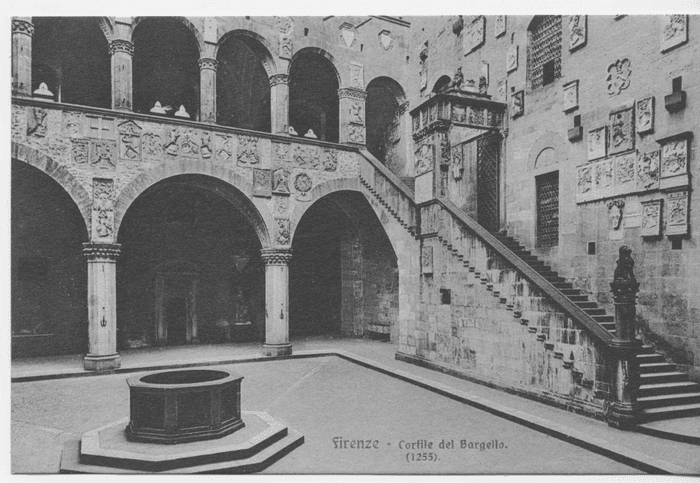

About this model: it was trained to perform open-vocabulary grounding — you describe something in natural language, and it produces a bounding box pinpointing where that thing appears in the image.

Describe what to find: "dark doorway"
[165,297,188,345]
[476,133,501,232]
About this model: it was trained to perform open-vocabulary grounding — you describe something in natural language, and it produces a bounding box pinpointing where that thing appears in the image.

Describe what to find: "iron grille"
[477,134,501,232]
[528,16,562,90]
[536,171,559,247]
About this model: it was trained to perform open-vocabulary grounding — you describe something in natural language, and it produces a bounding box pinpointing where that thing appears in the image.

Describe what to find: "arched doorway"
[11,160,89,357]
[31,17,111,108]
[216,32,271,131]
[366,76,407,178]
[116,175,264,349]
[132,18,200,118]
[291,191,398,340]
[432,75,451,94]
[289,50,339,142]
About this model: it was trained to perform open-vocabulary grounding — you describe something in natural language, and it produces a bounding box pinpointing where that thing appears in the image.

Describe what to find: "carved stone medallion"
[606,58,631,96]
[323,149,338,172]
[511,91,524,119]
[294,172,313,201]
[577,165,593,195]
[275,218,291,245]
[421,245,434,275]
[506,44,518,73]
[162,128,181,157]
[71,138,90,165]
[339,23,357,48]
[90,140,117,170]
[379,30,393,50]
[27,107,48,138]
[216,134,233,163]
[142,132,162,159]
[614,152,636,187]
[200,131,213,159]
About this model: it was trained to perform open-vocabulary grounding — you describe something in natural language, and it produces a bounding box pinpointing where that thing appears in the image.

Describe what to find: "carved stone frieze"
[568,15,587,51]
[252,168,272,198]
[260,248,293,265]
[215,134,233,163]
[660,15,688,52]
[463,16,485,54]
[293,144,321,169]
[636,97,655,135]
[272,167,291,195]
[62,111,83,138]
[414,143,434,176]
[162,128,181,157]
[660,138,688,178]
[71,138,90,165]
[275,217,291,245]
[494,15,506,38]
[237,135,260,165]
[117,120,142,161]
[83,242,121,261]
[609,105,635,155]
[606,58,631,96]
[108,39,134,56]
[636,150,660,191]
[587,126,607,161]
[27,107,48,138]
[667,190,688,236]
[641,199,662,237]
[142,132,162,159]
[269,74,290,87]
[563,80,578,112]
[323,149,338,172]
[12,19,34,36]
[92,178,115,241]
[294,172,313,201]
[90,139,117,170]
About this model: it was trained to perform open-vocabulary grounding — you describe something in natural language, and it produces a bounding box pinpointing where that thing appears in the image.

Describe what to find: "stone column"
[83,243,122,371]
[109,39,134,111]
[338,87,367,146]
[608,246,641,430]
[199,57,218,124]
[261,248,293,356]
[12,18,33,97]
[269,74,290,135]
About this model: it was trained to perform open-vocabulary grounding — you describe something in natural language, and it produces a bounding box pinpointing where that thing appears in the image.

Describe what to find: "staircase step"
[638,392,700,409]
[638,381,698,396]
[640,372,689,384]
[552,282,573,289]
[641,403,700,422]
[639,362,679,374]
[599,323,616,331]
[637,353,665,363]
[583,308,606,315]
[560,289,583,296]
[567,295,589,302]
[575,302,599,309]
[592,315,614,323]
[640,345,657,354]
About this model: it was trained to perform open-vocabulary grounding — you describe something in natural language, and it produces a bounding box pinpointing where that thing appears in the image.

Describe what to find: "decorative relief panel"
[667,190,689,236]
[587,126,607,161]
[607,199,624,230]
[215,134,234,163]
[293,144,321,169]
[511,90,524,119]
[608,105,635,155]
[464,16,485,54]
[27,107,48,138]
[637,150,660,191]
[568,15,587,51]
[614,152,636,188]
[636,97,655,135]
[641,199,662,237]
[660,137,688,178]
[92,178,115,241]
[71,138,90,165]
[275,217,291,245]
[294,172,313,201]
[577,165,593,195]
[506,44,518,73]
[494,15,506,38]
[348,124,366,144]
[12,105,26,141]
[142,131,162,159]
[180,128,201,158]
[237,135,260,165]
[275,195,289,215]
[252,168,272,198]
[421,245,433,275]
[162,128,181,157]
[200,131,213,159]
[62,111,83,138]
[350,63,364,89]
[595,158,614,194]
[323,149,338,172]
[606,58,631,96]
[85,115,115,139]
[451,145,463,180]
[273,142,290,164]
[117,120,142,161]
[90,139,117,170]
[414,143,434,176]
[660,15,688,52]
[279,35,293,59]
[563,80,579,112]
[272,167,290,195]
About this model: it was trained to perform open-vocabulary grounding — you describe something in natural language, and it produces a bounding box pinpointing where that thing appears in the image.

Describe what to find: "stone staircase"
[491,231,700,423]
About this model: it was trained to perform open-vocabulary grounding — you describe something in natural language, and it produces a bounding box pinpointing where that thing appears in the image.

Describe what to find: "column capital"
[338,87,367,101]
[260,247,293,265]
[109,39,134,56]
[198,57,218,71]
[12,19,34,37]
[269,73,290,87]
[83,242,122,261]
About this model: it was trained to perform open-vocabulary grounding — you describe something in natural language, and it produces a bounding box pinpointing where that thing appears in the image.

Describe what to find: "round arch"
[131,16,205,56]
[527,131,568,175]
[11,142,91,235]
[114,162,272,248]
[288,47,341,85]
[214,29,277,76]
[366,76,407,104]
[432,74,452,93]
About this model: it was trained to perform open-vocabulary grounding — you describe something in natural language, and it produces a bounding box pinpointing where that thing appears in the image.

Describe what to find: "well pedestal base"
[262,343,292,357]
[84,353,121,371]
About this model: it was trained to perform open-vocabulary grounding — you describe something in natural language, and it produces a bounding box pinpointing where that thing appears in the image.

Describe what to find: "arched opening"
[31,17,111,108]
[11,160,89,358]
[366,77,407,177]
[289,51,339,142]
[432,75,451,94]
[216,33,271,132]
[132,18,200,118]
[116,175,264,349]
[291,191,398,340]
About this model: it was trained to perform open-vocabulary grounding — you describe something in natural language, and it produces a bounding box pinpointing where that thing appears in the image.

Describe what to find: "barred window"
[528,16,562,90]
[536,171,559,248]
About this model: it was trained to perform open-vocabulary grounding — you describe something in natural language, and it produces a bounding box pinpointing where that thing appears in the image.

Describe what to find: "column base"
[607,401,640,430]
[84,353,121,371]
[262,343,292,357]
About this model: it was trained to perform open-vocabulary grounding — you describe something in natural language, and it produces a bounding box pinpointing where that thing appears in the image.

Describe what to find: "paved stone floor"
[11,337,700,474]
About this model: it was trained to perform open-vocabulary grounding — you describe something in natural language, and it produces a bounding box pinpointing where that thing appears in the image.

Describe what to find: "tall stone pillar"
[608,246,641,430]
[109,39,134,111]
[269,74,290,135]
[83,243,122,371]
[12,18,33,97]
[199,57,218,123]
[261,248,293,356]
[338,87,367,146]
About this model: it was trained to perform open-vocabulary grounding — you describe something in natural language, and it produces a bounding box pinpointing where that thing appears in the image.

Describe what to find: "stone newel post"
[83,243,122,371]
[12,18,34,96]
[261,248,293,356]
[608,245,641,429]
[270,74,290,136]
[338,87,367,146]
[109,39,134,111]
[199,58,218,123]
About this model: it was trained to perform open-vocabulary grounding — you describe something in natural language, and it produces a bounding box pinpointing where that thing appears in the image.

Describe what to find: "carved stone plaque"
[667,190,689,236]
[90,139,117,170]
[237,135,260,165]
[577,165,593,196]
[636,97,655,135]
[614,152,636,189]
[568,15,587,51]
[215,134,233,163]
[595,159,614,193]
[200,131,213,159]
[636,150,660,191]
[350,63,364,89]
[323,149,338,172]
[660,15,688,52]
[641,199,662,237]
[275,217,291,245]
[511,90,524,119]
[608,106,635,155]
[71,139,90,165]
[272,167,290,195]
[339,22,357,48]
[660,138,688,178]
[587,126,607,161]
[62,111,83,138]
[117,120,142,161]
[162,128,181,157]
[414,143,434,176]
[563,80,579,112]
[494,15,506,38]
[421,245,433,275]
[293,144,321,169]
[252,168,272,198]
[92,178,115,241]
[464,16,485,54]
[27,107,48,138]
[506,44,518,73]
